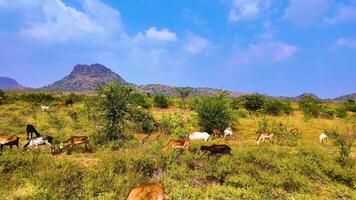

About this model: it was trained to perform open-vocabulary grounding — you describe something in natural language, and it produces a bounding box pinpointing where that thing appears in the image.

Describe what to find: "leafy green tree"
[129,93,150,108]
[299,96,321,118]
[153,94,169,108]
[264,100,293,116]
[242,94,266,112]
[195,96,231,133]
[175,87,191,108]
[97,81,133,143]
[128,107,155,133]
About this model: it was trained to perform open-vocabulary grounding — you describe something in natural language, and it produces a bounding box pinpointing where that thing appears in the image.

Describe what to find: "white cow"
[319,133,328,144]
[224,127,233,137]
[188,132,210,141]
[40,105,50,112]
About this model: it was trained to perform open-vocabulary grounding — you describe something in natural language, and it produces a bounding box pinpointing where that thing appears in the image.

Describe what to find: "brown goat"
[0,135,20,155]
[126,183,169,200]
[162,139,189,150]
[60,136,90,152]
[212,129,223,138]
[256,132,274,145]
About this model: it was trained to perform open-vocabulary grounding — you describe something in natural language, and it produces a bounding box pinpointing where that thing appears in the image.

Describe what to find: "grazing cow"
[40,105,50,112]
[0,135,19,155]
[60,136,91,152]
[319,133,328,144]
[23,135,55,155]
[26,124,41,140]
[224,127,233,137]
[188,132,210,141]
[162,139,189,150]
[255,132,274,145]
[200,144,232,155]
[126,183,169,200]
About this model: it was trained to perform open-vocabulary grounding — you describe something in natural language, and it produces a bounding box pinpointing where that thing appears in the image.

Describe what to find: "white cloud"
[237,41,298,64]
[183,32,211,55]
[324,6,356,25]
[134,27,177,43]
[21,0,123,42]
[283,0,328,26]
[229,0,270,22]
[332,38,356,49]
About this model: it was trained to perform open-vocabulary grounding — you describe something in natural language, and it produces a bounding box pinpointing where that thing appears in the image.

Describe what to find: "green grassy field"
[0,93,355,200]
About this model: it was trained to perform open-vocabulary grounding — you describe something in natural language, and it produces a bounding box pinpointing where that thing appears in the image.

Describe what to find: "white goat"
[224,127,233,137]
[256,132,274,145]
[319,133,328,144]
[40,105,50,112]
[188,132,210,141]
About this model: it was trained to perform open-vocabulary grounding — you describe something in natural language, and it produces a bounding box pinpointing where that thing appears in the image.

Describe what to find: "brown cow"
[162,139,189,150]
[60,136,91,152]
[126,183,169,200]
[0,135,19,155]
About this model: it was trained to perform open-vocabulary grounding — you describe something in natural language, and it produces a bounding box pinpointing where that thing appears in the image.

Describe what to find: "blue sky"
[0,0,355,98]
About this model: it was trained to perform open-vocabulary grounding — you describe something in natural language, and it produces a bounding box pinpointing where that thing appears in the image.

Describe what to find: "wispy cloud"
[332,38,356,49]
[183,32,211,55]
[283,0,328,26]
[228,0,270,22]
[324,5,356,25]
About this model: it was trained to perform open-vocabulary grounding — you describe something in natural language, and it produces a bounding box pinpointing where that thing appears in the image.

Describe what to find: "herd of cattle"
[0,106,332,200]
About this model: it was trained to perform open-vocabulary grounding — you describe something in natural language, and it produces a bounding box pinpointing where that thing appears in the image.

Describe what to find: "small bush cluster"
[129,93,151,108]
[158,112,188,138]
[154,94,169,108]
[128,107,155,134]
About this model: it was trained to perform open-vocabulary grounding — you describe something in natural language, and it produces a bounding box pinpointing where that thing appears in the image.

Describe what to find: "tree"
[299,96,321,118]
[195,96,231,133]
[242,94,266,112]
[97,81,133,143]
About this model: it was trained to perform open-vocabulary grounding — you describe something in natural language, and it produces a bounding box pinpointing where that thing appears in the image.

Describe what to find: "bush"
[0,89,5,105]
[324,130,355,164]
[335,106,347,118]
[65,93,82,106]
[241,94,266,112]
[153,94,169,108]
[18,92,56,104]
[158,112,188,138]
[320,106,335,119]
[299,96,322,118]
[96,81,132,144]
[128,107,155,134]
[263,100,293,116]
[129,93,151,108]
[344,100,356,112]
[195,96,231,133]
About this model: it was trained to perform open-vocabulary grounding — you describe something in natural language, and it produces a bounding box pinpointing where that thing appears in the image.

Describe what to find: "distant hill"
[41,64,126,92]
[0,77,25,90]
[293,93,320,101]
[135,84,243,97]
[333,93,356,101]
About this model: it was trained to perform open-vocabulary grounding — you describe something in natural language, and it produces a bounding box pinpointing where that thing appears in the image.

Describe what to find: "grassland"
[0,94,355,200]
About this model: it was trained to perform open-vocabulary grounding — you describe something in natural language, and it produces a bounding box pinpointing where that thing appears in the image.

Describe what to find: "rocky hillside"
[41,64,126,92]
[0,77,25,90]
[333,93,356,101]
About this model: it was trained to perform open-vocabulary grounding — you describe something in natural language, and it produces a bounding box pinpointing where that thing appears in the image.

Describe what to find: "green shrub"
[18,92,56,104]
[158,112,188,138]
[153,94,169,108]
[195,96,231,133]
[0,89,6,105]
[344,100,356,112]
[335,106,348,118]
[320,106,335,119]
[65,93,82,106]
[129,93,151,108]
[324,130,355,164]
[241,94,266,112]
[263,100,293,116]
[128,107,155,133]
[299,96,322,118]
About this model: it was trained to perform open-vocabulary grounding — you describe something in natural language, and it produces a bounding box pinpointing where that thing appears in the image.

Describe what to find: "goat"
[40,105,50,112]
[60,136,91,152]
[0,135,19,155]
[255,132,274,145]
[162,139,189,150]
[188,132,210,141]
[126,183,169,200]
[224,127,233,137]
[319,133,328,144]
[23,135,55,155]
[26,124,41,140]
[200,144,232,155]
[212,129,223,138]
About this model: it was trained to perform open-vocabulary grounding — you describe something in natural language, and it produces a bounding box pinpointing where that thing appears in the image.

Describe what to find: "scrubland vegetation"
[0,84,355,199]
